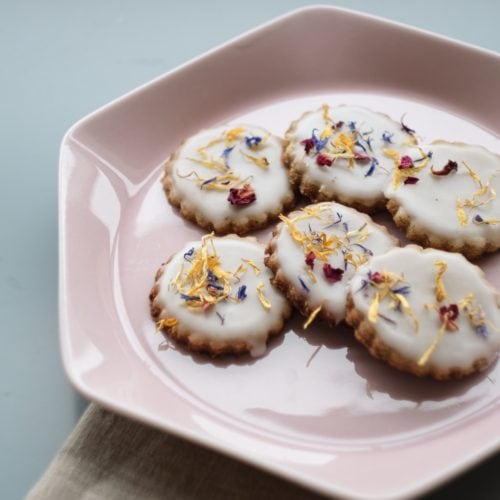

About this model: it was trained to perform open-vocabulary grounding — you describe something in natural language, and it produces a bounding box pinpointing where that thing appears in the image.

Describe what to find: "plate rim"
[58,5,500,500]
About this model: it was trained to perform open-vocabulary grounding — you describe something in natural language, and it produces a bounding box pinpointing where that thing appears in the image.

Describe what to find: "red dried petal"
[404,176,419,185]
[354,152,370,162]
[399,155,414,169]
[439,304,459,331]
[323,264,344,283]
[431,160,458,176]
[227,184,256,206]
[305,251,316,269]
[300,138,314,154]
[316,154,333,166]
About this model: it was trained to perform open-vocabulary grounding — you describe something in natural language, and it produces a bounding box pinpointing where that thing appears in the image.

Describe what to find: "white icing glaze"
[288,105,415,205]
[272,202,396,323]
[157,237,289,357]
[170,125,291,228]
[384,142,500,244]
[350,247,500,370]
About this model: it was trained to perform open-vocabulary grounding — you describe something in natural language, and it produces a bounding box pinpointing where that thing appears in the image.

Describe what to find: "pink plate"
[59,6,500,499]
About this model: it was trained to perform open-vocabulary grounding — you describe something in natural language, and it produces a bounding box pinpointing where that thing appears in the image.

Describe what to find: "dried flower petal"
[323,264,344,283]
[369,271,384,284]
[237,285,247,301]
[303,304,322,329]
[301,138,314,154]
[316,154,333,166]
[354,152,370,161]
[221,146,234,168]
[431,160,458,176]
[156,317,178,331]
[242,258,261,275]
[368,292,380,323]
[227,184,256,206]
[245,136,262,149]
[183,247,195,261]
[439,304,459,331]
[433,260,448,302]
[476,324,489,337]
[365,158,379,177]
[399,155,414,169]
[404,176,419,185]
[298,276,310,292]
[401,115,416,135]
[256,282,271,310]
[180,293,201,301]
[382,131,394,143]
[305,251,316,269]
[473,214,500,225]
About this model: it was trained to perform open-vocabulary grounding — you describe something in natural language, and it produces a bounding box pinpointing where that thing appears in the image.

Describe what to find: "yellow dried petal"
[383,148,401,162]
[186,157,227,173]
[320,125,333,139]
[225,127,245,143]
[242,259,260,275]
[462,161,483,187]
[433,260,448,302]
[322,103,332,123]
[156,317,177,331]
[197,137,223,157]
[241,152,269,168]
[418,324,447,366]
[473,217,500,225]
[256,282,271,310]
[458,292,474,309]
[395,293,419,332]
[303,304,322,329]
[368,292,380,323]
[455,198,468,226]
[334,133,355,152]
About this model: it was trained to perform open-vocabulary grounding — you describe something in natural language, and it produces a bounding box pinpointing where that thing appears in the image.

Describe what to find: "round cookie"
[150,234,292,357]
[284,104,417,212]
[346,246,500,380]
[384,141,500,259]
[163,124,295,235]
[265,202,397,328]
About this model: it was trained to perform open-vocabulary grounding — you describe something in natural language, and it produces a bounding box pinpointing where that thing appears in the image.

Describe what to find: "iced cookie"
[385,142,500,259]
[346,246,500,380]
[265,202,397,328]
[284,104,417,212]
[163,124,295,235]
[150,234,292,357]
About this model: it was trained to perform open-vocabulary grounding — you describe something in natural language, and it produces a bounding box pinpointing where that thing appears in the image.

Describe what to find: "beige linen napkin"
[27,404,325,500]
[27,404,499,500]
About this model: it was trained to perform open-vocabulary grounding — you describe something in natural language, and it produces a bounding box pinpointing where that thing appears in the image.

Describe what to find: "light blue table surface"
[2,1,500,499]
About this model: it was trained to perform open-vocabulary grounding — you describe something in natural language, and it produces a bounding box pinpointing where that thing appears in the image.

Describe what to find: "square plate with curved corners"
[59,6,500,499]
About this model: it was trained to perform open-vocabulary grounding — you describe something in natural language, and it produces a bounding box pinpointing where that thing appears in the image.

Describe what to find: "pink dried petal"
[227,184,256,206]
[354,152,370,161]
[399,155,414,169]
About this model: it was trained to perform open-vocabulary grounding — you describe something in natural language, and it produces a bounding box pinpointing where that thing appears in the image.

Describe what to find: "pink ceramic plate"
[59,6,500,499]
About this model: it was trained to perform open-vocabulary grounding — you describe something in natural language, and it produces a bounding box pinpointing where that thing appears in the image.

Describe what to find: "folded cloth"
[26,403,500,500]
[26,404,326,500]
